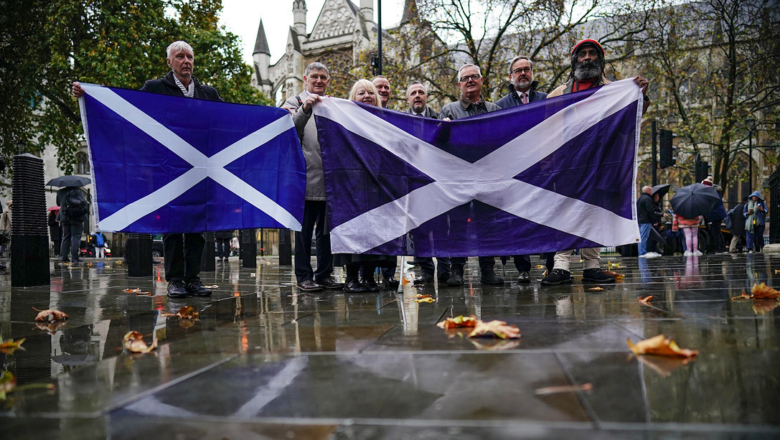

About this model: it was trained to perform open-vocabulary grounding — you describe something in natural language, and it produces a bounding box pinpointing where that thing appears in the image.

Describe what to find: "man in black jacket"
[637,186,662,257]
[496,56,552,283]
[73,41,219,298]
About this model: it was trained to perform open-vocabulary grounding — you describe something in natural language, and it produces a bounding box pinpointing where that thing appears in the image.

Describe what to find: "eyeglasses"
[459,74,481,83]
[512,68,532,74]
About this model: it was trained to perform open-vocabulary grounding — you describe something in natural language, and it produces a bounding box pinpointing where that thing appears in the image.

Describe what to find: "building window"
[76,152,90,175]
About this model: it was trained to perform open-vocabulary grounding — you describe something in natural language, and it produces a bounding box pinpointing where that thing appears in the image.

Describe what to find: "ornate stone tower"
[252,19,272,95]
[360,0,374,23]
[293,0,307,35]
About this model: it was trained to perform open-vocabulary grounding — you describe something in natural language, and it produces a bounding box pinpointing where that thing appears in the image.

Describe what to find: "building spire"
[253,19,271,56]
[401,0,418,23]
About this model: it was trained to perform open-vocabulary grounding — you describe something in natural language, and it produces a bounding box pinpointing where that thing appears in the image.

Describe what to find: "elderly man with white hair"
[72,41,222,298]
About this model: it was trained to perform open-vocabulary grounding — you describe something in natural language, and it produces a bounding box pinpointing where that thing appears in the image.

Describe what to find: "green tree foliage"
[0,0,272,175]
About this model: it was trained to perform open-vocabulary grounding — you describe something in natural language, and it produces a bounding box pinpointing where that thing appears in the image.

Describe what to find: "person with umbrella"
[672,210,702,256]
[703,180,727,254]
[637,186,663,258]
[670,182,721,256]
[744,191,768,254]
[56,185,89,264]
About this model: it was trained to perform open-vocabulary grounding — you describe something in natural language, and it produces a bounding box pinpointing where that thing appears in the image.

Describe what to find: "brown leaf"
[177,306,199,320]
[638,295,654,306]
[34,321,68,335]
[731,291,752,301]
[33,308,69,322]
[634,355,690,378]
[752,283,780,299]
[414,297,434,303]
[122,331,157,353]
[604,270,625,279]
[535,383,593,396]
[123,288,152,295]
[413,294,432,299]
[752,299,780,315]
[588,287,605,291]
[627,335,698,359]
[437,315,478,329]
[468,320,521,339]
[0,338,25,354]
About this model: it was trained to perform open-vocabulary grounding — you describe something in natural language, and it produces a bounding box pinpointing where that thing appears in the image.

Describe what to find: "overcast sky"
[220,0,407,65]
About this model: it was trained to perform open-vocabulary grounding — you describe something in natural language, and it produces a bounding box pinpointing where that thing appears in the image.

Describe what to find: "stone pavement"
[1,254,779,439]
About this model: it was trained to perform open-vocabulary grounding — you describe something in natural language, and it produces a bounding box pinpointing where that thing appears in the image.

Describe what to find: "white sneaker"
[647,252,662,258]
[694,251,703,256]
[684,251,692,256]
[639,254,648,258]
[748,250,754,254]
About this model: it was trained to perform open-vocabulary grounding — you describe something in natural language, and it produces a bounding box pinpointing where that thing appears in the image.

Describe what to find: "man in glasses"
[439,64,504,287]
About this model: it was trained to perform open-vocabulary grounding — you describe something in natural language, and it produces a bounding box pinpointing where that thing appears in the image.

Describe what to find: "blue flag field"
[78,84,305,233]
[314,79,644,257]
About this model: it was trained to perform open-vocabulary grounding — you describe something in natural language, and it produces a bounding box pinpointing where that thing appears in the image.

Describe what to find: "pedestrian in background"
[744,190,768,254]
[728,196,748,253]
[93,228,107,258]
[673,212,702,256]
[48,210,62,257]
[215,230,232,262]
[0,201,11,258]
[703,180,727,254]
[637,186,662,258]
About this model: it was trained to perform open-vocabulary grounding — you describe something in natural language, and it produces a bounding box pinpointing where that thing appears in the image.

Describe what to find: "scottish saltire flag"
[78,84,305,233]
[314,79,643,256]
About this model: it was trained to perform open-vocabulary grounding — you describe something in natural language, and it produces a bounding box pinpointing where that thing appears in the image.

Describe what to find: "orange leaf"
[588,287,604,291]
[177,306,199,319]
[638,295,653,306]
[731,291,752,301]
[413,294,432,299]
[752,283,780,299]
[627,335,697,359]
[468,320,521,339]
[34,321,68,335]
[123,288,151,295]
[402,277,411,286]
[122,331,157,353]
[752,299,780,315]
[0,338,25,354]
[33,308,69,322]
[437,315,478,329]
[414,297,434,303]
[604,270,624,279]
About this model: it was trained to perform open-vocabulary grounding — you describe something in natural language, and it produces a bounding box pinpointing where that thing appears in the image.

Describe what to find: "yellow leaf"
[627,335,697,359]
[123,331,157,353]
[468,320,521,339]
[752,283,780,299]
[0,338,25,354]
[437,315,478,329]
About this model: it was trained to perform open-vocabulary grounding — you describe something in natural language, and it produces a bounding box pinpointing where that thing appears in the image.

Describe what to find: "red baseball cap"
[571,39,605,58]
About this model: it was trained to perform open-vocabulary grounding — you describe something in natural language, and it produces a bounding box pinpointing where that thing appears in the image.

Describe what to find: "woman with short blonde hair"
[347,79,381,107]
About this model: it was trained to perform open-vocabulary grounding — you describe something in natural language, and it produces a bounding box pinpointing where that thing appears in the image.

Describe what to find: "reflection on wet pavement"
[2,255,779,438]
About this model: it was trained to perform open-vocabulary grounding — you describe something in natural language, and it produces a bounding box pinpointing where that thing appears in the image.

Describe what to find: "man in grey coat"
[439,64,504,286]
[283,62,343,292]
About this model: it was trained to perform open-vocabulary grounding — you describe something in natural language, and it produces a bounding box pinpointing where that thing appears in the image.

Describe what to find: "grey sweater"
[282,91,326,201]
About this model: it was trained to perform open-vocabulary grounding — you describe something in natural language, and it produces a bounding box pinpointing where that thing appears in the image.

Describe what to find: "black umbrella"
[651,184,671,199]
[649,227,666,245]
[670,183,721,218]
[46,175,91,188]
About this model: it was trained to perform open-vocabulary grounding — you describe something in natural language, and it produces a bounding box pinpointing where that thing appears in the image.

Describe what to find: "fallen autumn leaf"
[468,320,521,339]
[0,338,25,354]
[752,283,780,299]
[638,295,654,306]
[437,315,478,329]
[627,334,697,360]
[535,383,593,396]
[122,331,157,353]
[33,308,69,322]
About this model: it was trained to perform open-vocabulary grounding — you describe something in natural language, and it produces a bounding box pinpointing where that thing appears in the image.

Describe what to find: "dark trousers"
[450,256,496,276]
[707,220,725,252]
[295,200,332,283]
[419,257,451,277]
[52,238,61,257]
[381,263,396,280]
[747,225,765,252]
[347,262,376,282]
[216,238,231,259]
[163,233,204,282]
[61,222,84,262]
[512,254,554,272]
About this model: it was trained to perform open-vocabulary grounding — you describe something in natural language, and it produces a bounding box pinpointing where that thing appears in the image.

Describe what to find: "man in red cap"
[541,39,651,286]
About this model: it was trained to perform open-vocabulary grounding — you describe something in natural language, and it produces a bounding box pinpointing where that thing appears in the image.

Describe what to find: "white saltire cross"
[313,80,642,254]
[79,84,302,232]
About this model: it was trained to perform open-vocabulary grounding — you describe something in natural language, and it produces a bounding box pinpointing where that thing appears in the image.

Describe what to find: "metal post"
[200,231,215,272]
[241,229,257,268]
[377,0,382,75]
[749,132,753,190]
[278,229,292,266]
[651,120,657,186]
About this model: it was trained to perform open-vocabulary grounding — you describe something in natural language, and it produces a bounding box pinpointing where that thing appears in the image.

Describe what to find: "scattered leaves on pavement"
[468,320,521,339]
[535,383,593,396]
[608,262,622,269]
[731,291,752,301]
[752,283,780,299]
[33,308,69,322]
[638,296,654,306]
[437,315,478,329]
[122,331,157,353]
[0,338,25,354]
[588,287,605,291]
[627,335,698,360]
[123,288,152,295]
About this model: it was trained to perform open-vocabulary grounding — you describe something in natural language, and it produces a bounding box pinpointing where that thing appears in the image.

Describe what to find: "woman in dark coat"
[729,196,748,253]
[49,210,62,257]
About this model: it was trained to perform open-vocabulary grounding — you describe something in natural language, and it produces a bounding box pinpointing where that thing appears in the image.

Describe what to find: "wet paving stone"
[0,254,779,438]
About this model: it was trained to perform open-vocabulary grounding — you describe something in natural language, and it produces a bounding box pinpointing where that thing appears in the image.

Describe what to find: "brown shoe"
[297,279,323,292]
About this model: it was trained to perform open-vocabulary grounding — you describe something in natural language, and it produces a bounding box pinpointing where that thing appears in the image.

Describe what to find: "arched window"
[76,152,90,175]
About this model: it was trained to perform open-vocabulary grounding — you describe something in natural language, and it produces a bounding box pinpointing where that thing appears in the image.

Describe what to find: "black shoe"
[384,276,400,289]
[480,271,505,285]
[414,274,434,285]
[186,279,212,297]
[167,279,189,298]
[297,279,324,292]
[541,269,573,286]
[406,260,418,266]
[316,276,344,290]
[582,268,616,284]
[516,271,531,283]
[362,278,379,292]
[446,272,463,286]
[344,280,368,293]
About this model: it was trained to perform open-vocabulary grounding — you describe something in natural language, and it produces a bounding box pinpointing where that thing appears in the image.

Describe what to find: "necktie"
[522,92,528,104]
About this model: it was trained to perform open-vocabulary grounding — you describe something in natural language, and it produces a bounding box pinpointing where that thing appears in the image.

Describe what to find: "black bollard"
[241,229,257,268]
[278,229,292,266]
[200,231,215,272]
[11,154,50,287]
[126,233,152,277]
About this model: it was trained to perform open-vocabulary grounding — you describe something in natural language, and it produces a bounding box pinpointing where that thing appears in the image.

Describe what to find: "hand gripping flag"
[314,79,643,256]
[78,84,305,233]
